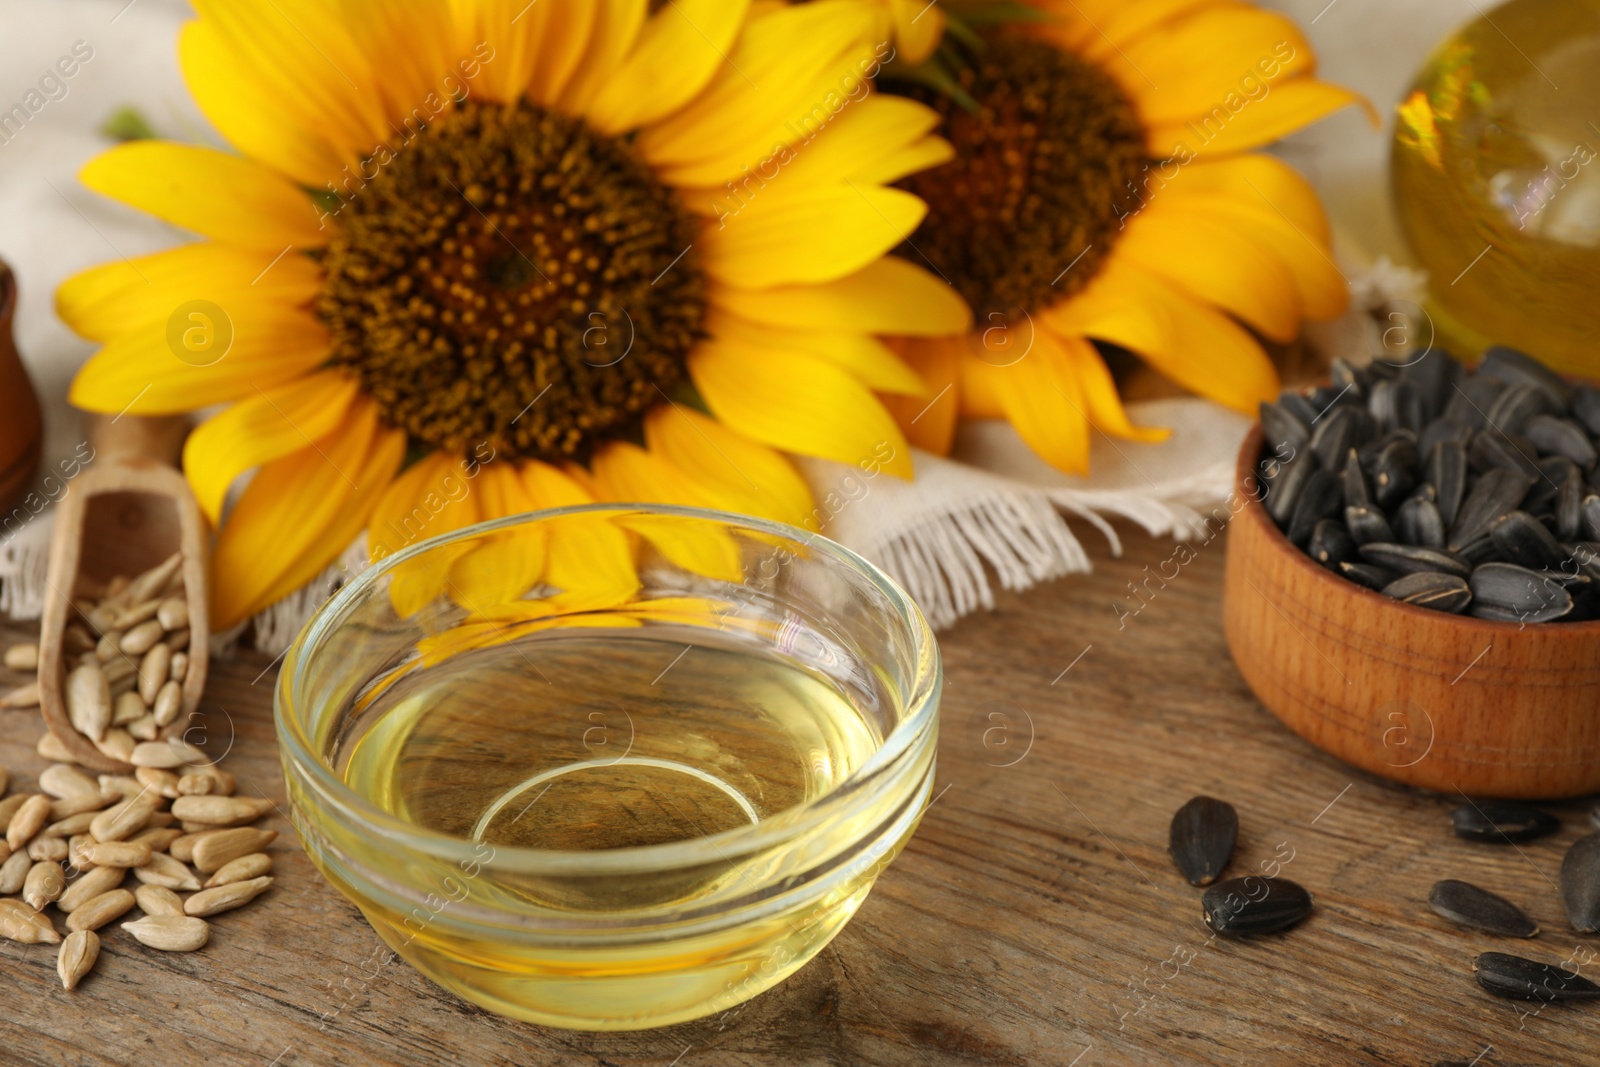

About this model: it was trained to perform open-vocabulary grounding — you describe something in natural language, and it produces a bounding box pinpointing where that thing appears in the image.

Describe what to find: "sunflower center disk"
[898,38,1148,320]
[317,101,706,462]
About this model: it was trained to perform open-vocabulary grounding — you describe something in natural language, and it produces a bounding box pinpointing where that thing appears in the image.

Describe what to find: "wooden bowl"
[1223,425,1600,799]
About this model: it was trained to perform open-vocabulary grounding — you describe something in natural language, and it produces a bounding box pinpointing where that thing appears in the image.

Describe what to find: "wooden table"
[1,522,1594,1066]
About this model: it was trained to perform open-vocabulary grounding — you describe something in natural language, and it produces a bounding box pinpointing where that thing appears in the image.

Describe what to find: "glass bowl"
[275,503,940,1030]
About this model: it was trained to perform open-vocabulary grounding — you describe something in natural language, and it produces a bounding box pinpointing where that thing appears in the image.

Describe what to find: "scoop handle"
[89,413,187,468]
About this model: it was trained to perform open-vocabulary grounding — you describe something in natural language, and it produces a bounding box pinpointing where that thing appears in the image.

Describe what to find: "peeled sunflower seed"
[56,866,125,913]
[23,860,66,911]
[1560,834,1600,933]
[0,898,61,944]
[1452,801,1560,844]
[1168,796,1237,887]
[184,874,274,917]
[65,888,137,933]
[133,851,202,891]
[191,828,278,873]
[1473,952,1600,1002]
[57,929,99,990]
[1428,879,1538,938]
[1202,877,1313,937]
[1380,572,1471,614]
[123,914,209,952]
[204,852,272,887]
[65,664,111,743]
[3,642,38,670]
[0,681,40,708]
[7,794,52,851]
[39,764,99,800]
[170,795,273,826]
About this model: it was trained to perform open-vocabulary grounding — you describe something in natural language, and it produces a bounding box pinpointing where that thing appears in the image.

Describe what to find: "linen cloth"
[0,0,1460,643]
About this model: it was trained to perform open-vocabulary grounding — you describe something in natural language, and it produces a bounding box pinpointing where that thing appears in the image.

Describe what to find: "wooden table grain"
[1,522,1595,1067]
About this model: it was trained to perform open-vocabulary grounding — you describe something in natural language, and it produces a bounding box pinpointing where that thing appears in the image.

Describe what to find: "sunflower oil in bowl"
[309,622,928,1029]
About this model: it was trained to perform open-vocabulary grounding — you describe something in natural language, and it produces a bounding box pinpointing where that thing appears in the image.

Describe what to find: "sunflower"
[59,0,969,630]
[878,0,1375,473]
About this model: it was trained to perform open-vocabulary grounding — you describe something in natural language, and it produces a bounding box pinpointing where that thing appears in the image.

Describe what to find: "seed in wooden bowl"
[66,888,136,932]
[0,898,61,944]
[57,929,99,990]
[1561,834,1600,933]
[1168,796,1237,887]
[1428,879,1538,938]
[1452,802,1560,843]
[1381,572,1472,613]
[1202,877,1314,937]
[123,914,209,952]
[1474,951,1600,1002]
[184,874,272,917]
[119,620,165,657]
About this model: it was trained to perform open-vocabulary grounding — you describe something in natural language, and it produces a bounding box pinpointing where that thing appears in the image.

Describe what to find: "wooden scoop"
[38,414,210,773]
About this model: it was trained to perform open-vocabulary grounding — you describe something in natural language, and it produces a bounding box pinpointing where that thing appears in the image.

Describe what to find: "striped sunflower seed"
[1202,877,1313,937]
[1474,951,1600,1002]
[1560,834,1600,933]
[1381,572,1471,614]
[1168,797,1237,887]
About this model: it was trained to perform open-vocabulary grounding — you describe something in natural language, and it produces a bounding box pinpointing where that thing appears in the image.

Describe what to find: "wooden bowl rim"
[1233,423,1600,637]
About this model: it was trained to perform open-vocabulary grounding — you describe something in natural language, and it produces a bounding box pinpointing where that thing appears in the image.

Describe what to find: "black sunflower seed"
[1330,357,1365,398]
[1557,469,1585,542]
[1259,400,1310,456]
[1484,382,1560,437]
[1474,952,1600,1002]
[1428,439,1468,527]
[1469,562,1573,622]
[1202,877,1313,937]
[1454,535,1499,565]
[1371,438,1419,509]
[1339,561,1398,590]
[1482,344,1574,407]
[1359,542,1471,578]
[1448,468,1535,551]
[1286,468,1342,544]
[1311,407,1372,470]
[1345,504,1396,546]
[1469,429,1543,479]
[1428,879,1539,938]
[1278,390,1320,427]
[1396,496,1445,549]
[1444,374,1503,429]
[1488,510,1569,571]
[1381,572,1471,613]
[1400,348,1460,422]
[1583,495,1600,542]
[1342,447,1370,509]
[1420,416,1474,460]
[1591,803,1600,832]
[1307,519,1356,569]
[1561,834,1600,933]
[1572,384,1600,436]
[1266,453,1313,525]
[1452,801,1561,843]
[1168,796,1238,887]
[1525,414,1598,470]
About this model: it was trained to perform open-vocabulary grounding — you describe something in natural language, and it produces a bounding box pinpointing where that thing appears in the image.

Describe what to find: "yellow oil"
[322,626,903,1028]
[1391,0,1600,375]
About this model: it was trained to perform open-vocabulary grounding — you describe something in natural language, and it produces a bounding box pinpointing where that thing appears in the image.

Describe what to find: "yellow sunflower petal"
[691,341,913,478]
[543,513,641,610]
[1113,199,1302,342]
[79,143,325,252]
[643,405,815,528]
[1146,79,1376,159]
[56,243,322,344]
[455,0,598,105]
[1110,7,1313,128]
[179,21,348,188]
[1083,0,1235,55]
[69,306,331,416]
[447,462,547,610]
[560,1,650,112]
[591,445,745,580]
[880,335,961,455]
[210,399,403,629]
[704,309,927,395]
[1043,257,1279,414]
[711,256,969,336]
[888,0,944,64]
[335,0,461,123]
[701,183,926,289]
[1053,332,1170,444]
[970,339,1091,475]
[623,513,746,584]
[369,452,485,618]
[522,459,594,508]
[183,371,363,523]
[1163,193,1348,319]
[1159,154,1332,243]
[188,0,389,158]
[584,0,752,134]
[636,0,879,187]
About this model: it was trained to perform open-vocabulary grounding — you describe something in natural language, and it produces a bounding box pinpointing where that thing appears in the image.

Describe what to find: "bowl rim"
[1235,423,1600,635]
[274,501,942,875]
